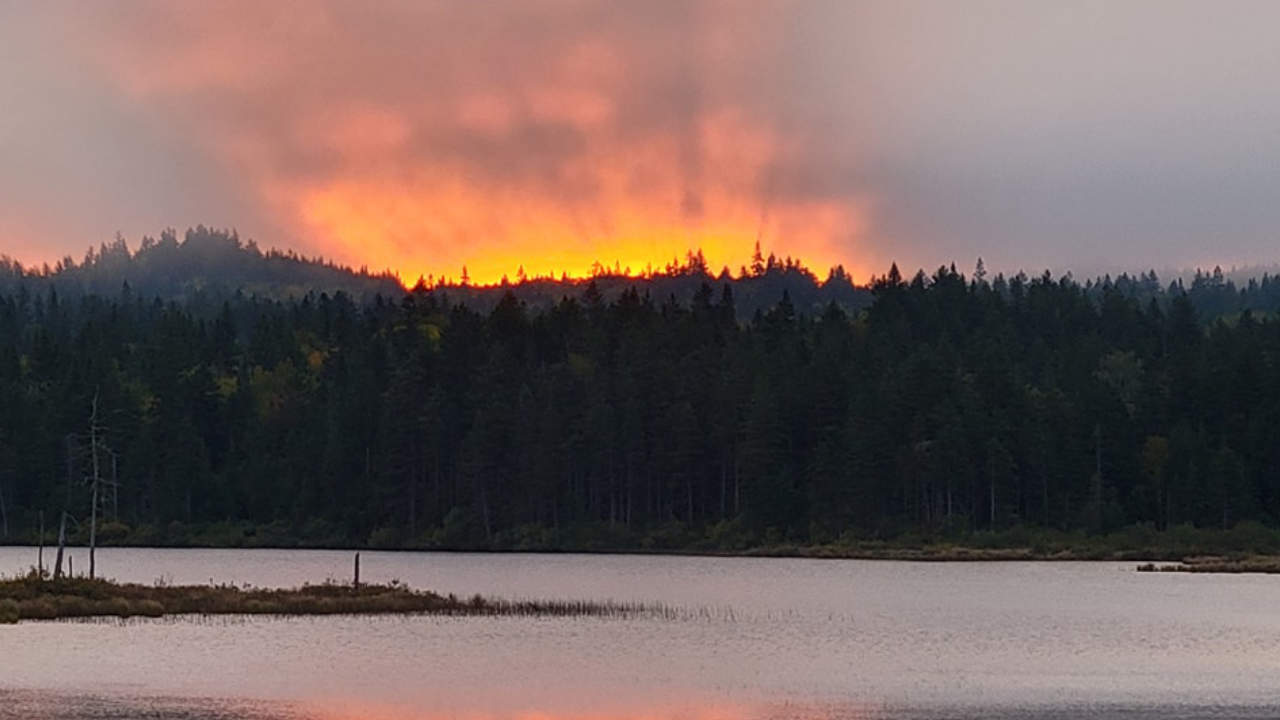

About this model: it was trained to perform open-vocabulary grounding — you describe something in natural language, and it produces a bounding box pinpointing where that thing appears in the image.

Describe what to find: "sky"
[2,0,1280,285]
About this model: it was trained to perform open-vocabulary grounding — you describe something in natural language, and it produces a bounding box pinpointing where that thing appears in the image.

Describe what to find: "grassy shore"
[0,572,656,624]
[1136,556,1280,574]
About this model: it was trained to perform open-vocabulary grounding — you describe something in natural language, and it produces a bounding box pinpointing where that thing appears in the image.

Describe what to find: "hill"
[0,227,403,304]
[14,227,1280,325]
[2,229,874,319]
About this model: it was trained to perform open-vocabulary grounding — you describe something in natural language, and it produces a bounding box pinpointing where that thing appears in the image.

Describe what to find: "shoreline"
[1137,556,1280,574]
[3,541,1275,564]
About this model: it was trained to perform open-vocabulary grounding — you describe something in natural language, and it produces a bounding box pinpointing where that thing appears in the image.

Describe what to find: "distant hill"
[1,228,874,319]
[10,226,1280,323]
[0,227,404,303]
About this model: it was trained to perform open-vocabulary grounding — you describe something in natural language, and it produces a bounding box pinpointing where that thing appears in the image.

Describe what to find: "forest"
[5,229,1280,553]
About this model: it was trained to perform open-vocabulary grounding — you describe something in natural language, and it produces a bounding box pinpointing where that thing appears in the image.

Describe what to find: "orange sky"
[9,2,1278,281]
[290,107,868,284]
[0,1,873,286]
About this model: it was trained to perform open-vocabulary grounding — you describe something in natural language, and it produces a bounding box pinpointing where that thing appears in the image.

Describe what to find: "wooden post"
[68,554,73,579]
[353,552,360,590]
[37,511,44,579]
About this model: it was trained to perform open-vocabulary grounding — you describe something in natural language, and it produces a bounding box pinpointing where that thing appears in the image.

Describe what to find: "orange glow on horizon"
[299,178,867,288]
[301,701,752,720]
[49,2,877,289]
[285,110,871,287]
[295,697,878,720]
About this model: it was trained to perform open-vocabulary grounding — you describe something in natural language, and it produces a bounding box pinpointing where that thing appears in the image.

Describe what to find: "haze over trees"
[4,230,1280,550]
[0,227,871,320]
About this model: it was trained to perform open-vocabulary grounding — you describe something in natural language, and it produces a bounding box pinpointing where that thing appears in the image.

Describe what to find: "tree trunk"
[89,393,100,580]
[719,454,727,519]
[53,512,67,579]
[1041,469,1049,525]
[477,476,492,542]
[946,480,953,523]
[112,452,119,522]
[733,452,741,515]
[407,470,417,537]
[989,477,996,528]
[38,511,45,578]
[1090,422,1104,530]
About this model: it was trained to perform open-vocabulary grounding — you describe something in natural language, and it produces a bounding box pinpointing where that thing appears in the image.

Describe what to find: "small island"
[0,570,651,624]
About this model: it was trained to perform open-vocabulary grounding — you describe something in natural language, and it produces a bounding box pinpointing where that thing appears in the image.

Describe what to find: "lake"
[2,547,1279,719]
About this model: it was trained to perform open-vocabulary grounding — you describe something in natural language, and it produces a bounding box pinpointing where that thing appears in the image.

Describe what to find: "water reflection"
[0,691,306,720]
[6,693,1280,720]
[300,699,764,720]
[0,693,855,720]
[4,549,1280,717]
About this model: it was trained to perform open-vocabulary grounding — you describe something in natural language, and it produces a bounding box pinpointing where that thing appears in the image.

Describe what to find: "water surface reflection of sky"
[3,549,1280,718]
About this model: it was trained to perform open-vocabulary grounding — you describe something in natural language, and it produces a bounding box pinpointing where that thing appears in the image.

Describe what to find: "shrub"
[366,526,402,549]
[0,599,18,624]
[96,521,132,544]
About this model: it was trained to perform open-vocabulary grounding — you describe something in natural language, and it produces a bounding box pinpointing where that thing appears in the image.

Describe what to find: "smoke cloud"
[3,1,1280,282]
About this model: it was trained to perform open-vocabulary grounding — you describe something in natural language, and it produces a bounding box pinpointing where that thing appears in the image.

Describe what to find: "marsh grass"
[0,571,671,623]
[1136,556,1280,574]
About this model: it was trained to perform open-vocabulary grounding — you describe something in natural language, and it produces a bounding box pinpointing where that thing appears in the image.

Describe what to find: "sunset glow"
[292,148,866,285]
[296,698,877,720]
[300,700,757,720]
[231,33,871,285]
[9,1,1278,281]
[0,1,873,286]
[9,3,1280,717]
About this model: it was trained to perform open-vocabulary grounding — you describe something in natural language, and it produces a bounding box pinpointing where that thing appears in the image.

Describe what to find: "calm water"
[2,547,1279,719]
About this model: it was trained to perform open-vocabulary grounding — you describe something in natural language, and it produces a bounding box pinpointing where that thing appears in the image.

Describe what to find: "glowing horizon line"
[4,236,869,290]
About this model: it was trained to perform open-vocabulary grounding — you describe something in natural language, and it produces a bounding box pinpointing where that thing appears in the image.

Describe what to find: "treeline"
[4,257,1280,550]
[1,228,873,319]
[418,247,872,320]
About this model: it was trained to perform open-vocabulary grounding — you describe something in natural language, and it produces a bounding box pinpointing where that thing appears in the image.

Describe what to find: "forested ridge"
[7,233,1280,552]
[0,227,872,320]
[0,227,403,303]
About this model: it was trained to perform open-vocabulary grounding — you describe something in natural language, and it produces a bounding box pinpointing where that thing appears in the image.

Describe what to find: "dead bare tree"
[56,434,75,579]
[53,511,67,579]
[53,512,81,580]
[51,393,121,582]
